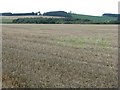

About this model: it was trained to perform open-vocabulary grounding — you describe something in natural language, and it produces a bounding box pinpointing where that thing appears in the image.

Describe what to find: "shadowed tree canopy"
[43,11,72,17]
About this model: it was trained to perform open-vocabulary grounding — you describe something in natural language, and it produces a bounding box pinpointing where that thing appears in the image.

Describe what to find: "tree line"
[12,17,119,24]
[1,11,70,17]
[12,18,92,24]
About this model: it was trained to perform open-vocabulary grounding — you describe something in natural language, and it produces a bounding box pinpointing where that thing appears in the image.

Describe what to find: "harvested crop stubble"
[2,24,118,88]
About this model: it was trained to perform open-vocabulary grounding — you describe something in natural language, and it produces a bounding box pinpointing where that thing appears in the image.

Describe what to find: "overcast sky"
[0,0,119,16]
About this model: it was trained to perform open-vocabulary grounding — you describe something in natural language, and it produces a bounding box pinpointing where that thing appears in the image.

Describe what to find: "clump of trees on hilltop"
[43,11,72,17]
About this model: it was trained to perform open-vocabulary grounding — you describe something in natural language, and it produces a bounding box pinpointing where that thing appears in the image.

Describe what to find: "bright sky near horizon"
[0,0,119,16]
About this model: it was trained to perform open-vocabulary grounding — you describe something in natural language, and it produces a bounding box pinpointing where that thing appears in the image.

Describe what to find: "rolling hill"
[0,12,118,24]
[71,14,117,23]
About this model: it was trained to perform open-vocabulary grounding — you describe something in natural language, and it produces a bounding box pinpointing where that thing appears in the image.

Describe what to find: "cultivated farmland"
[1,16,64,24]
[2,24,118,88]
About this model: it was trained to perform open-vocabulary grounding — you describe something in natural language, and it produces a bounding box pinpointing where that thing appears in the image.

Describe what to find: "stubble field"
[2,24,118,88]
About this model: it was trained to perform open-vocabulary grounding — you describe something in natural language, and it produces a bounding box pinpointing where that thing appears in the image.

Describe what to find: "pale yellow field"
[2,24,118,88]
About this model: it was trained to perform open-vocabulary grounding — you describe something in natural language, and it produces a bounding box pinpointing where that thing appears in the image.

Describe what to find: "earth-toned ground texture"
[2,24,118,88]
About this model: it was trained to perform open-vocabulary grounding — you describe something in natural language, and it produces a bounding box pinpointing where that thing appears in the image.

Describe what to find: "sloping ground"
[72,14,117,23]
[2,24,118,88]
